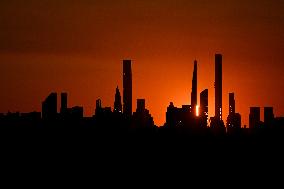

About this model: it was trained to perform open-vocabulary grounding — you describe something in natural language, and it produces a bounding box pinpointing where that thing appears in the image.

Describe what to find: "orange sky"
[0,0,284,126]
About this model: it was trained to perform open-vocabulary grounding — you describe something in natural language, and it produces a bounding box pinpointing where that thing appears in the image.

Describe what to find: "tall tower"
[229,93,235,115]
[123,60,132,117]
[191,60,197,115]
[215,54,222,120]
[114,86,122,113]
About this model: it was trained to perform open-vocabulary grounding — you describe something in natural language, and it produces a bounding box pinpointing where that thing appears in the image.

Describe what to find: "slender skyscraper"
[191,60,197,116]
[123,60,132,117]
[215,54,222,120]
[114,86,122,113]
[229,93,235,115]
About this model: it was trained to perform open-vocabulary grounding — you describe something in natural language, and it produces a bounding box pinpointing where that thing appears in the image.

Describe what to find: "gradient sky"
[0,0,284,126]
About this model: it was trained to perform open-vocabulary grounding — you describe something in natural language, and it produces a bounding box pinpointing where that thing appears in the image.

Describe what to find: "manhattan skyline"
[0,0,284,126]
[0,55,282,129]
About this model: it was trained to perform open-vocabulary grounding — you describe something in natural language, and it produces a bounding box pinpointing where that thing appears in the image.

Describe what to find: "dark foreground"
[1,122,284,187]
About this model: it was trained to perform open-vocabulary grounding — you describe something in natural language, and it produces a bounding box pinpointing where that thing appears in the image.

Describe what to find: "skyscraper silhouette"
[200,89,208,127]
[191,60,197,116]
[226,93,241,129]
[215,54,222,120]
[69,106,83,120]
[123,60,132,117]
[264,107,274,125]
[229,93,235,115]
[114,86,122,113]
[249,107,260,129]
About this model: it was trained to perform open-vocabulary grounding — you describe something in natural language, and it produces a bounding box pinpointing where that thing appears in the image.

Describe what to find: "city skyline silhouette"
[1,1,284,185]
[1,1,284,127]
[1,54,283,131]
[0,54,282,128]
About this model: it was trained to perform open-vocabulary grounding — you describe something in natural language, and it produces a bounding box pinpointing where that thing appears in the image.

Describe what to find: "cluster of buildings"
[40,59,154,127]
[0,54,284,134]
[165,54,240,134]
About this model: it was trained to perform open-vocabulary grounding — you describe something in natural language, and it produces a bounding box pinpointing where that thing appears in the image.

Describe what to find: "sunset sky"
[0,0,284,126]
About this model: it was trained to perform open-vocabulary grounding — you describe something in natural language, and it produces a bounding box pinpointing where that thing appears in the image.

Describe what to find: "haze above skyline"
[1,0,284,126]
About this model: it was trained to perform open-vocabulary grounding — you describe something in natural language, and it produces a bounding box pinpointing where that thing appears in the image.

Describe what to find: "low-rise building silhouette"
[132,99,154,128]
[166,102,190,127]
[21,112,41,122]
[95,99,112,119]
[68,106,83,120]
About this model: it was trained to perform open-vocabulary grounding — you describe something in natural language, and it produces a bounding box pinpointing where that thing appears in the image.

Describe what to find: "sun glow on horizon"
[196,105,199,117]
